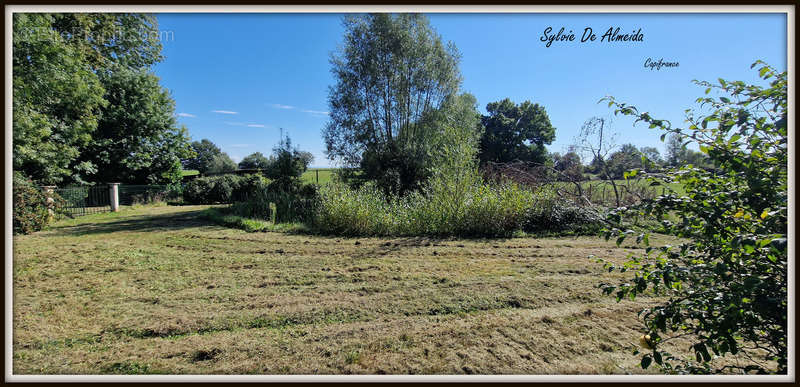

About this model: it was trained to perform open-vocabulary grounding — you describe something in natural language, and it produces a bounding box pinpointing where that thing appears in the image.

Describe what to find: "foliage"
[263,136,311,192]
[314,178,539,238]
[478,98,556,165]
[597,61,787,374]
[12,13,107,185]
[13,13,172,185]
[184,139,237,175]
[184,139,220,173]
[207,153,238,174]
[81,65,193,185]
[324,13,465,195]
[238,152,272,170]
[639,146,663,170]
[357,93,482,196]
[522,186,604,234]
[665,133,713,169]
[182,174,267,204]
[606,144,646,179]
[229,184,319,224]
[551,151,584,181]
[13,172,55,235]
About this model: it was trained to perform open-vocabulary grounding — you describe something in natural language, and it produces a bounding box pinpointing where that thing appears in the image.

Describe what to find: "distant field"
[301,168,336,185]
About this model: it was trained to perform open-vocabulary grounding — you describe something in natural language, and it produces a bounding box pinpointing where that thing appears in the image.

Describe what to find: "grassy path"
[13,205,674,375]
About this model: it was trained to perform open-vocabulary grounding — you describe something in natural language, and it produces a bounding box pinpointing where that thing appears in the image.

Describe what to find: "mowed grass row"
[14,205,682,375]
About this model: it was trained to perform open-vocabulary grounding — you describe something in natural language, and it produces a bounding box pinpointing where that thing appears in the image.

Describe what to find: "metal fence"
[54,186,111,216]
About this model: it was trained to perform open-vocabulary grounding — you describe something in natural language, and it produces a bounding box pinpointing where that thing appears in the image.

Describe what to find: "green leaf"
[641,355,652,369]
[654,351,663,365]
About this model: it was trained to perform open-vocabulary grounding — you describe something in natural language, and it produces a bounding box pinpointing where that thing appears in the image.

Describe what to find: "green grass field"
[12,204,725,375]
[301,168,336,185]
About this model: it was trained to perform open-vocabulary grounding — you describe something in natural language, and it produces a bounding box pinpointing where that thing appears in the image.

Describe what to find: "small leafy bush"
[13,171,57,234]
[182,174,267,204]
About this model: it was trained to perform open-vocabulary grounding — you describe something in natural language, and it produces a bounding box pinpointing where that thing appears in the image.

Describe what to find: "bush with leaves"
[13,172,67,234]
[182,174,267,204]
[597,61,787,374]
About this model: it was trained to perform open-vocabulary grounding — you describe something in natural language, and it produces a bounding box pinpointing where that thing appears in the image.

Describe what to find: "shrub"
[599,61,787,374]
[13,172,53,234]
[182,174,267,204]
[165,182,184,201]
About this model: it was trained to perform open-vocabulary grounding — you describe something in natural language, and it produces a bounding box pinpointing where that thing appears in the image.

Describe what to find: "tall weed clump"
[314,182,396,236]
[230,183,318,223]
[314,176,535,237]
[522,185,605,234]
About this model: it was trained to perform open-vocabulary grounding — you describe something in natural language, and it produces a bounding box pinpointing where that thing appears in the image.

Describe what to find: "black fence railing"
[54,186,111,216]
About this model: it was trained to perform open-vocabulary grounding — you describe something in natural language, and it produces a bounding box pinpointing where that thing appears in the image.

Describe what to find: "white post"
[41,186,56,219]
[108,183,120,212]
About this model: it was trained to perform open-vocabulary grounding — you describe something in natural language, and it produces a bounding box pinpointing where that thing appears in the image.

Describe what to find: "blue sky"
[152,12,787,167]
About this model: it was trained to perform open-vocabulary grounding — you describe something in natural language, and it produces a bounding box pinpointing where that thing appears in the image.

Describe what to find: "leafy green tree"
[184,139,236,174]
[606,143,643,179]
[238,152,273,170]
[12,13,107,184]
[50,13,164,72]
[478,98,556,165]
[666,133,712,169]
[80,66,192,184]
[13,12,173,185]
[265,136,312,192]
[323,13,463,195]
[599,61,787,374]
[297,151,315,169]
[639,146,663,170]
[552,151,584,181]
[207,153,238,174]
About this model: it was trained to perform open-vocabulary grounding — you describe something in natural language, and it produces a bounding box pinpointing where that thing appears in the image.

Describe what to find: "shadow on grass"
[45,209,217,237]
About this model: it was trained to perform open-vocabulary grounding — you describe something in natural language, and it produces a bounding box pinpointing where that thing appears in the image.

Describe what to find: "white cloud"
[211,110,238,115]
[177,112,196,118]
[301,109,330,115]
[269,104,295,110]
[226,122,268,128]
